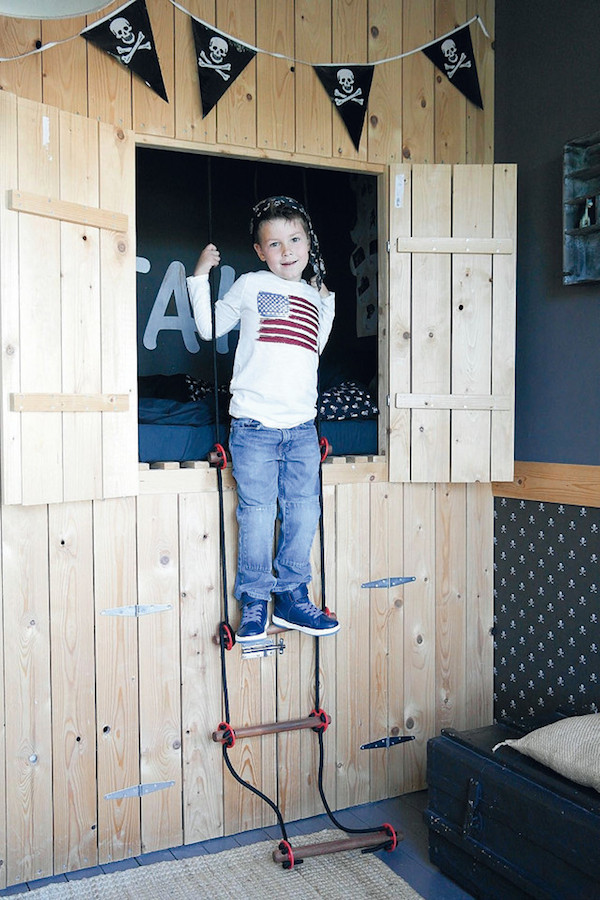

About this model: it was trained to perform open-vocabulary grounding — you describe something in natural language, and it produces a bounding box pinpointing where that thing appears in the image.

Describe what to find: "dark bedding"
[138,376,378,464]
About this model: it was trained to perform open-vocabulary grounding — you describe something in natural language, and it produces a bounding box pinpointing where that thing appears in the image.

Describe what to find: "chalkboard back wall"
[494,496,600,723]
[135,147,378,395]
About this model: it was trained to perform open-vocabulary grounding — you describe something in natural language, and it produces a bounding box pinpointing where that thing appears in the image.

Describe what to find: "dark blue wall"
[494,2,600,465]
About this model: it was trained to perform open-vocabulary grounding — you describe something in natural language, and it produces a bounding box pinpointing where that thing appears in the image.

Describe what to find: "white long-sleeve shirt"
[187,270,335,428]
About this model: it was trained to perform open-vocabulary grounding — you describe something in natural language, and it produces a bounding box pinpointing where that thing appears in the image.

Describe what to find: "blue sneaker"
[236,597,268,643]
[272,586,340,636]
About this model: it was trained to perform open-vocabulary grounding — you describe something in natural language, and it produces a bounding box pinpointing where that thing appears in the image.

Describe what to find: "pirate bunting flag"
[421,24,483,109]
[191,19,257,118]
[81,0,168,102]
[314,64,374,151]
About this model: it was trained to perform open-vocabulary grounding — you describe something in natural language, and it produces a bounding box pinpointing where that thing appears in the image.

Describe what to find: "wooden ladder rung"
[272,829,401,863]
[212,714,330,742]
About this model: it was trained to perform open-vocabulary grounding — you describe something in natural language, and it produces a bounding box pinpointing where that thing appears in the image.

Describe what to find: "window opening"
[136,147,379,465]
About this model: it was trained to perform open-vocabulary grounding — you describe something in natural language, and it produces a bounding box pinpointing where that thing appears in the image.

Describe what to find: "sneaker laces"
[294,599,324,621]
[241,602,265,624]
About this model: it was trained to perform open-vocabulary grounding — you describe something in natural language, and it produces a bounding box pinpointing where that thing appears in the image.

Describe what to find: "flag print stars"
[494,497,600,721]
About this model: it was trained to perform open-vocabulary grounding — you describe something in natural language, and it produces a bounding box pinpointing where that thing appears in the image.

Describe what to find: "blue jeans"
[228,418,321,602]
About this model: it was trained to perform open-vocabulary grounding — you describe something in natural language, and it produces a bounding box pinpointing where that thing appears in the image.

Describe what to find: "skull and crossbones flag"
[81,0,168,102]
[421,24,483,109]
[314,64,374,151]
[191,19,256,118]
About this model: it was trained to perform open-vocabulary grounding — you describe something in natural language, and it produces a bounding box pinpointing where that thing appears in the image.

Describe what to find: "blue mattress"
[138,393,378,464]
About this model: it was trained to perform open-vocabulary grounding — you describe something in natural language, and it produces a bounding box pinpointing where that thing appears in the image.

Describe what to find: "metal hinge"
[101,604,172,617]
[105,780,175,800]
[361,735,415,750]
[361,577,416,589]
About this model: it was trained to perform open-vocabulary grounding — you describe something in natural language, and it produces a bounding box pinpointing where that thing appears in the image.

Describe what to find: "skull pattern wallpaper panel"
[494,496,600,724]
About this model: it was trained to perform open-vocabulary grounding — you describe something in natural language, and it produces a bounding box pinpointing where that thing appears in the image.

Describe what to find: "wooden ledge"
[493,461,600,508]
[138,456,388,494]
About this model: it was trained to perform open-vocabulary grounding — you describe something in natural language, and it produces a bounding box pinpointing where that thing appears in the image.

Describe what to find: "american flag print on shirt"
[256,291,319,353]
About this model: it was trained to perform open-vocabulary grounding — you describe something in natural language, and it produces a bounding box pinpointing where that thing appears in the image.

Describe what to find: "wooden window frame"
[135,136,390,494]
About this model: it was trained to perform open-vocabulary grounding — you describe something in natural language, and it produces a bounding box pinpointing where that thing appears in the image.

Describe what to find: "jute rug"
[11,830,424,899]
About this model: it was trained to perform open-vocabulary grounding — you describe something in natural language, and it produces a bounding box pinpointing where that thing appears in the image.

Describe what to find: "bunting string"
[0,0,488,149]
[0,0,488,69]
[171,1,488,68]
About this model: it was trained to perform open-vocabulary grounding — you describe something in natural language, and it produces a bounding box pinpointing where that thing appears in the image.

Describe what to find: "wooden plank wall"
[0,0,494,165]
[0,0,496,887]
[0,477,493,883]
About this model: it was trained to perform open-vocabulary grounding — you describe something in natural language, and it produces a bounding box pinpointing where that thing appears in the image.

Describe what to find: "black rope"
[314,418,324,714]
[207,158,222,449]
[219,622,231,726]
[223,747,289,842]
[206,158,231,633]
[315,730,384,837]
[215,465,230,630]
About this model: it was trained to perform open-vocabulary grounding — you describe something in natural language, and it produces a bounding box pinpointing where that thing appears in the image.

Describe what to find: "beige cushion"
[492,714,600,794]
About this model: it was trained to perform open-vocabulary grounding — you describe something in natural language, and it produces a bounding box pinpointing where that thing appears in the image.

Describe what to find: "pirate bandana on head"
[250,196,326,290]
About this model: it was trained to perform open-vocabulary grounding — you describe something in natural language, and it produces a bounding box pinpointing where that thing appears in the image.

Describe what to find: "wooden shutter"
[0,92,138,505]
[388,164,517,483]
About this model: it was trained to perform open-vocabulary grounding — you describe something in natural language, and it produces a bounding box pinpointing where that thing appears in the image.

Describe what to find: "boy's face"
[253,216,310,282]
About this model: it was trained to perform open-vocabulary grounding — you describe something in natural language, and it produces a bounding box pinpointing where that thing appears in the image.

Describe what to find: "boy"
[187,196,340,642]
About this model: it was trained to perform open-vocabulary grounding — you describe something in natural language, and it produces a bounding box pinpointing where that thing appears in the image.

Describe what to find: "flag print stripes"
[257,291,319,353]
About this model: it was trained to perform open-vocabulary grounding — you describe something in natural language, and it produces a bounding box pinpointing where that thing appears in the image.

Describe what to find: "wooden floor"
[0,791,473,898]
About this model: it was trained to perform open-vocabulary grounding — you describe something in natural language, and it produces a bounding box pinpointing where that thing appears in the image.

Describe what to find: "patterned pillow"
[319,381,379,421]
[492,713,600,793]
[186,375,230,404]
[185,375,211,400]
